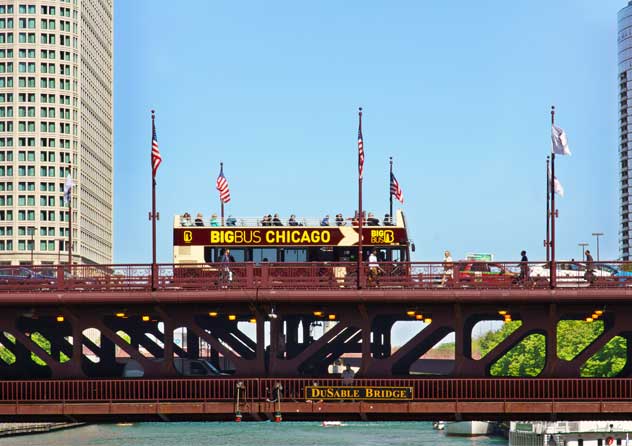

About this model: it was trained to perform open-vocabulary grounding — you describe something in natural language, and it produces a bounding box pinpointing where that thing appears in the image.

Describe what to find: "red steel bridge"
[0,260,630,421]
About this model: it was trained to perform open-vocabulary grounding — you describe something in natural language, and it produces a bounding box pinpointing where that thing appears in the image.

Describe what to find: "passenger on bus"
[226,215,237,226]
[383,214,393,226]
[180,212,192,227]
[288,214,299,226]
[335,214,345,226]
[194,213,205,226]
[272,213,283,226]
[210,214,219,227]
[320,215,330,226]
[262,214,272,226]
[367,213,379,226]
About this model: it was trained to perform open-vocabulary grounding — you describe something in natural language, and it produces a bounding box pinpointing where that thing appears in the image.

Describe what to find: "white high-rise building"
[0,0,113,265]
[619,2,632,260]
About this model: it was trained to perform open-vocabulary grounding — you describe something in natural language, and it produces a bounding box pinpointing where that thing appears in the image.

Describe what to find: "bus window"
[204,248,246,262]
[252,248,277,265]
[224,248,245,262]
[308,247,335,262]
[204,247,214,263]
[334,247,355,261]
[283,249,307,262]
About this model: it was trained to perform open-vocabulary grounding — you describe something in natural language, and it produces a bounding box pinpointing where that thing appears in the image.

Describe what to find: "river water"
[0,422,508,446]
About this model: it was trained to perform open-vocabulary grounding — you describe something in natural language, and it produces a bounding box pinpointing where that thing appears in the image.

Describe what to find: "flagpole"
[357,107,364,289]
[67,163,72,268]
[389,156,393,222]
[220,161,225,226]
[151,110,158,291]
[546,156,550,262]
[550,106,556,288]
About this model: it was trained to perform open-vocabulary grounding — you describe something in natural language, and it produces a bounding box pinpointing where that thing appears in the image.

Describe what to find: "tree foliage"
[429,320,628,377]
[477,320,626,377]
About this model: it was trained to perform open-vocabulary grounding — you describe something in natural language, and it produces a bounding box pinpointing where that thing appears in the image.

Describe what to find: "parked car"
[0,267,47,285]
[594,264,632,286]
[454,262,517,287]
[529,262,612,287]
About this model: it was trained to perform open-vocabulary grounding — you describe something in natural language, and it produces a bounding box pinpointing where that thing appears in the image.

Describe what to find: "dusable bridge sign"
[304,386,413,401]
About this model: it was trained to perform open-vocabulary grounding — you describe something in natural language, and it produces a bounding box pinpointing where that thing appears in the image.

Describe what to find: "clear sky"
[114,0,624,264]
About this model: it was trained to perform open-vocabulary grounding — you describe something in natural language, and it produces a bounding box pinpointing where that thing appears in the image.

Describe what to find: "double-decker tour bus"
[172,210,411,287]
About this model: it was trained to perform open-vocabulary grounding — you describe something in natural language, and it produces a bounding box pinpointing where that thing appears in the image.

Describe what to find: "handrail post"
[56,264,64,291]
[261,263,269,288]
[246,262,254,288]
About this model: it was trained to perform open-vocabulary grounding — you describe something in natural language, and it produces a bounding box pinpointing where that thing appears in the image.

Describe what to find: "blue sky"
[114,0,623,264]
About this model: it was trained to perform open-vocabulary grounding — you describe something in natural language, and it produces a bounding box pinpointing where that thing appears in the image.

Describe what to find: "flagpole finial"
[151,109,155,121]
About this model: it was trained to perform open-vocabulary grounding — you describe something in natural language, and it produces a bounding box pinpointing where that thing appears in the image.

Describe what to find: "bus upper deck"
[173,210,411,264]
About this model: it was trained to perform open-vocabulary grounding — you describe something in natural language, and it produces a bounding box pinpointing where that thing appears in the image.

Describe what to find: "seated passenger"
[180,212,192,226]
[272,213,283,226]
[383,213,393,226]
[262,214,272,226]
[367,212,379,226]
[288,214,299,226]
[226,215,237,226]
[335,214,345,226]
[210,213,219,227]
[320,215,330,226]
[194,213,204,226]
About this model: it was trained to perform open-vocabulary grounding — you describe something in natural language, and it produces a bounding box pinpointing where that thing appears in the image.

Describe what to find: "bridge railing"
[1,378,632,402]
[0,261,628,292]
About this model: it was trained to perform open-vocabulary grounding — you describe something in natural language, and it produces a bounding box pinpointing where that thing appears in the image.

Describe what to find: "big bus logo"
[183,230,193,243]
[370,229,394,244]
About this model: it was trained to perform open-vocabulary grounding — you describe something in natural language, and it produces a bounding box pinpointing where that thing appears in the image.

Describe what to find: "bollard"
[273,382,283,422]
[234,381,245,422]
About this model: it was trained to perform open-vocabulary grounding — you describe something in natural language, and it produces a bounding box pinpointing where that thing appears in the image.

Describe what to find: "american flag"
[390,172,404,204]
[216,165,231,203]
[151,112,162,177]
[358,112,364,178]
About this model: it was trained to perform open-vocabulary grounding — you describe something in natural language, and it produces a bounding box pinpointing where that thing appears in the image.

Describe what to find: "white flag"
[548,167,564,197]
[551,125,571,156]
[63,173,73,206]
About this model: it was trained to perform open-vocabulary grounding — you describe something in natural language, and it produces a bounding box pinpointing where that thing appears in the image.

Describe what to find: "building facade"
[0,0,113,265]
[619,2,632,260]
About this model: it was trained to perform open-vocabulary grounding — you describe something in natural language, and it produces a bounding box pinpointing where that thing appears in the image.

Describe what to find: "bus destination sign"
[173,227,407,247]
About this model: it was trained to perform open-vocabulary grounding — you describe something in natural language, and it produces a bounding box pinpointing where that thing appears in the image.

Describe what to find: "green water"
[0,422,508,446]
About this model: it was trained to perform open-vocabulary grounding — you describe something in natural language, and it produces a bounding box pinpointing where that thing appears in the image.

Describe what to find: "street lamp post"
[578,242,589,262]
[592,232,604,262]
[29,226,35,265]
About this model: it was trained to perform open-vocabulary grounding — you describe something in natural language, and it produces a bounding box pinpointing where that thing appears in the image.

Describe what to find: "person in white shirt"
[441,250,453,287]
[368,249,381,287]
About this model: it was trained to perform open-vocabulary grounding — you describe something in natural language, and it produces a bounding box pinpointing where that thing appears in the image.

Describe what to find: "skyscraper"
[619,2,632,260]
[0,0,113,266]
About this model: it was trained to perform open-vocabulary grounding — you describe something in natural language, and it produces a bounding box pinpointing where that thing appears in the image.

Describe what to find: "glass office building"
[0,0,112,265]
[619,1,632,259]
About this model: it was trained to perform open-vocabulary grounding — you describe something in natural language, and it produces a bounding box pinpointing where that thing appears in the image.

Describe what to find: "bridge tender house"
[304,386,413,401]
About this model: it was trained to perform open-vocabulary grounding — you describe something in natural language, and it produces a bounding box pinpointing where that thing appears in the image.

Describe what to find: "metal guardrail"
[0,378,631,402]
[0,261,628,292]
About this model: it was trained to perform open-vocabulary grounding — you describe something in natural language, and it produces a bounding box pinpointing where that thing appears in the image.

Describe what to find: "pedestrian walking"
[440,250,453,287]
[519,250,530,284]
[585,250,595,285]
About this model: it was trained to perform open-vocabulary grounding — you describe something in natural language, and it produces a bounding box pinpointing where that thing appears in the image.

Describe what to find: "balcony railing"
[0,261,629,292]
